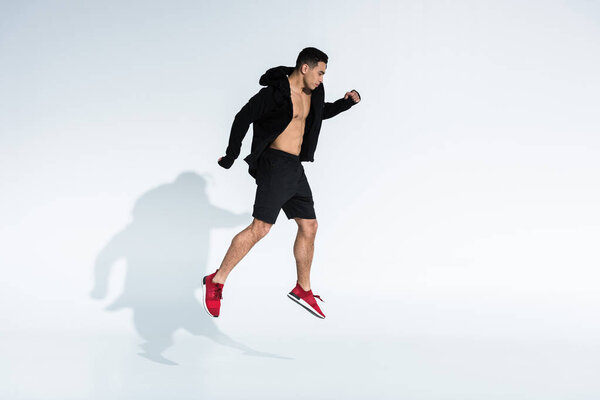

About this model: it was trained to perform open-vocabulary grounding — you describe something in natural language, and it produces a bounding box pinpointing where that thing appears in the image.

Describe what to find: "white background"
[1,1,599,399]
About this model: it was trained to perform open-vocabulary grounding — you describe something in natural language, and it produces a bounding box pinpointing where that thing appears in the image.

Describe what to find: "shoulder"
[249,86,275,105]
[254,86,274,98]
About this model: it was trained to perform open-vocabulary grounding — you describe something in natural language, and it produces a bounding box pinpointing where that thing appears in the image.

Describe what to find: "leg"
[287,217,326,319]
[212,218,273,284]
[293,217,318,291]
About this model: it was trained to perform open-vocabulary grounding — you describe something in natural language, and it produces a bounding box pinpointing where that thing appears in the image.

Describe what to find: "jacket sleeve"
[322,89,361,120]
[218,87,271,169]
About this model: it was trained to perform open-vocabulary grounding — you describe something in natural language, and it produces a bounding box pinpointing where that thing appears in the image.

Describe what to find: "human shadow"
[90,171,290,365]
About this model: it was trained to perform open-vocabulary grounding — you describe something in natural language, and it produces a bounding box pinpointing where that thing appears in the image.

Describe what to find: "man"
[202,47,361,319]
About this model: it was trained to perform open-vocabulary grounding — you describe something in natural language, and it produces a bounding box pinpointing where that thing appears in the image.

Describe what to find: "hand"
[344,89,361,104]
[218,155,233,169]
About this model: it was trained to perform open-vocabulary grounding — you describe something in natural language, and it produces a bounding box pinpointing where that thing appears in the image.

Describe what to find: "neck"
[288,70,310,94]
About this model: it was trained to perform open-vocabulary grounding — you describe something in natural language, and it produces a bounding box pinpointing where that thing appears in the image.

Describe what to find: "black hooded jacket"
[218,65,360,178]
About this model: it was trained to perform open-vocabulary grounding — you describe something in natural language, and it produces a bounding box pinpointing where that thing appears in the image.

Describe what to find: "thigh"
[253,154,297,224]
[282,167,316,220]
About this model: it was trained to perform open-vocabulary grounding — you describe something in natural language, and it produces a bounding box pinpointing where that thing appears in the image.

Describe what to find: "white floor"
[3,299,600,400]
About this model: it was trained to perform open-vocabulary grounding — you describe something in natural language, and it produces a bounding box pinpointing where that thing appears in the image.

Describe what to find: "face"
[303,61,326,90]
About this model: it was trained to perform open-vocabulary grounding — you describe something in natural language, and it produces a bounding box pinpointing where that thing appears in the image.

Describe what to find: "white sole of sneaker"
[287,293,325,319]
[201,276,218,318]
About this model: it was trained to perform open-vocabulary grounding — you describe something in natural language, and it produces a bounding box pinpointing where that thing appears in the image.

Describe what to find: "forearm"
[323,89,361,120]
[219,106,253,168]
[219,88,270,169]
[323,98,353,119]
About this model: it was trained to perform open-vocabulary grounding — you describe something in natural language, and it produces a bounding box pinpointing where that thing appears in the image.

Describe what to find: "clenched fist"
[344,89,361,104]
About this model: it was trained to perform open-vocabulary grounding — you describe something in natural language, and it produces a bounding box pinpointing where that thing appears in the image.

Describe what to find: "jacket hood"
[259,65,295,88]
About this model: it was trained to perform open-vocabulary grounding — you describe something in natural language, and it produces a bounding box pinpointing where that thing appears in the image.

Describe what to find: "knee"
[250,219,273,239]
[298,218,318,237]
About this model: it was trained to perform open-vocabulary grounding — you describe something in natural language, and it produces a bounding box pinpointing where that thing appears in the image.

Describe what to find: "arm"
[323,89,361,120]
[218,87,272,169]
[90,227,130,299]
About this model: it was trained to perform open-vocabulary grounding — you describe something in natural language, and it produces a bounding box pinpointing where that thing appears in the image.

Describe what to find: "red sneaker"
[287,282,326,319]
[202,270,224,318]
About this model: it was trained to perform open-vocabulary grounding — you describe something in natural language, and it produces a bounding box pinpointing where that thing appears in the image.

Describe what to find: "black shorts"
[252,147,316,224]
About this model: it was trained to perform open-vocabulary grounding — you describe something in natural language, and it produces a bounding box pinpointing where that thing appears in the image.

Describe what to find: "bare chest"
[290,91,311,121]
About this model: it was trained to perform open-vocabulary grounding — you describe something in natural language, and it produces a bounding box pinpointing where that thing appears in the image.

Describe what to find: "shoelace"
[313,294,324,302]
[212,284,223,300]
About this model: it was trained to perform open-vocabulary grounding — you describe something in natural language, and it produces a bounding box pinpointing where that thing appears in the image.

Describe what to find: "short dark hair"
[295,47,328,71]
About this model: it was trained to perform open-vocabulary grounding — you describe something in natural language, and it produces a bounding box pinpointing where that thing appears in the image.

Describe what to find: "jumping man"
[202,47,361,319]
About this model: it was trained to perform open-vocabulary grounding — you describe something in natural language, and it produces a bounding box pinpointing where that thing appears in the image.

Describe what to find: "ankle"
[212,270,226,285]
[297,281,311,291]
